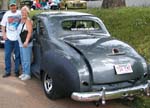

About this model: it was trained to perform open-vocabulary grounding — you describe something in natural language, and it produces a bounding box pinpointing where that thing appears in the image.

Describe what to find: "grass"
[30,8,150,107]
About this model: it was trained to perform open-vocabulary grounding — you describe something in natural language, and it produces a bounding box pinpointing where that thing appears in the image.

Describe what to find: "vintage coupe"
[31,11,150,104]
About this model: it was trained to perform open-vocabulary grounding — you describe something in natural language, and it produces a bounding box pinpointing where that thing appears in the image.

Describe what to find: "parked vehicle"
[20,0,33,9]
[0,10,6,47]
[61,0,87,10]
[31,11,150,105]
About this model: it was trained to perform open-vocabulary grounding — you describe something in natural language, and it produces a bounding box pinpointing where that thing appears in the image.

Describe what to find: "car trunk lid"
[63,36,145,84]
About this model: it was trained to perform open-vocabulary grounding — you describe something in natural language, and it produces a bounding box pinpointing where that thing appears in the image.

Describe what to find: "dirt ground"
[0,48,133,108]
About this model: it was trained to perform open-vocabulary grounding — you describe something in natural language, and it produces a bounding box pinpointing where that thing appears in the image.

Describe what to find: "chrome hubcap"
[44,72,53,93]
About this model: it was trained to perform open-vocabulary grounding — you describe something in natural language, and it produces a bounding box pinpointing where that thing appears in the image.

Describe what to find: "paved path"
[0,48,132,108]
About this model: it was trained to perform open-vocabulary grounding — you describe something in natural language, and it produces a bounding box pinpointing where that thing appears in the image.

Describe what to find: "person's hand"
[3,34,7,40]
[23,41,28,48]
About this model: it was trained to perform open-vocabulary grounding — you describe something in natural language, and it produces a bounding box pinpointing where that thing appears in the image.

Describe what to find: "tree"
[102,0,126,8]
[16,0,21,9]
[1,0,21,10]
[1,0,8,10]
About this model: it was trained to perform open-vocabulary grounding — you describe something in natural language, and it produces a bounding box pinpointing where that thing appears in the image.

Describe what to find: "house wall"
[125,0,150,7]
[87,0,103,8]
[87,0,150,8]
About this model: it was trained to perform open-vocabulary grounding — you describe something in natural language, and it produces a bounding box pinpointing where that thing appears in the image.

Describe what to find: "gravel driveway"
[0,48,132,108]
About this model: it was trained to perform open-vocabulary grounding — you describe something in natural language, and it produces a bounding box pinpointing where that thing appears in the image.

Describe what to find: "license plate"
[114,64,133,75]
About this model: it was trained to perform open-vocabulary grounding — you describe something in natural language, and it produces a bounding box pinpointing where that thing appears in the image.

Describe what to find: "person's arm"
[1,12,8,40]
[1,26,7,40]
[23,19,33,47]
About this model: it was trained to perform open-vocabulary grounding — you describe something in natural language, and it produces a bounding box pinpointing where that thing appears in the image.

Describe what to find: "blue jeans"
[20,46,32,75]
[4,39,20,74]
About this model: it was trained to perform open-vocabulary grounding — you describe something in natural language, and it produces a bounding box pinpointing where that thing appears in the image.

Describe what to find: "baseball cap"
[9,0,16,6]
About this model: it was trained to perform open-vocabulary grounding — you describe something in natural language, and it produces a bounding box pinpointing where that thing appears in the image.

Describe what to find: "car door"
[38,18,51,54]
[31,18,44,77]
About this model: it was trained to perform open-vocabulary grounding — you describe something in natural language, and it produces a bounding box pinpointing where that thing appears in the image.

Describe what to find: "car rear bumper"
[0,35,5,44]
[71,80,150,104]
[0,32,4,44]
[0,40,5,44]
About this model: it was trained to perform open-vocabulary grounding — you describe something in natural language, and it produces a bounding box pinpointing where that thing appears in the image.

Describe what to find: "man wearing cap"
[1,0,21,78]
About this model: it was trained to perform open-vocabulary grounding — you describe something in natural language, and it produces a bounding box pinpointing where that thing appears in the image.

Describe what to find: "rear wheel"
[43,72,53,94]
[42,71,61,99]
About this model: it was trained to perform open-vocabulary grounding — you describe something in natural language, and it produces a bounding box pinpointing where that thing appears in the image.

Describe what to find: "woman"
[17,6,33,80]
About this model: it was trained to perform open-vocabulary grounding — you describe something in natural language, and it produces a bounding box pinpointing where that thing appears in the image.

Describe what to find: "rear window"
[62,20,101,31]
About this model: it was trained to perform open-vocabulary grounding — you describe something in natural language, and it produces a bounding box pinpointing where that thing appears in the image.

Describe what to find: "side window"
[32,17,41,37]
[32,17,39,39]
[32,16,37,30]
[33,18,48,39]
[39,21,45,36]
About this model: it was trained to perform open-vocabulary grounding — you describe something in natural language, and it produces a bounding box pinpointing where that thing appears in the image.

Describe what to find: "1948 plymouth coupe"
[31,11,150,104]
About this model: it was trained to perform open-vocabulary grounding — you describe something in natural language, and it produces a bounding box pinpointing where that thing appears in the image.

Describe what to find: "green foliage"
[30,10,44,18]
[127,96,150,108]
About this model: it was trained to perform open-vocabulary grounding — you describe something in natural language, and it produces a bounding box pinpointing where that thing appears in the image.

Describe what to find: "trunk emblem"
[112,48,119,54]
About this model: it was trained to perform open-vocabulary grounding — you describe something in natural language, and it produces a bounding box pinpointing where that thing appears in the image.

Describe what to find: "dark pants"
[4,39,20,74]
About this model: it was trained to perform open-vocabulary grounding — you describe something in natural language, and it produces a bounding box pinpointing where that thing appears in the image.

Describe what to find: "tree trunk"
[1,0,8,10]
[1,0,21,10]
[102,0,126,8]
[16,0,21,9]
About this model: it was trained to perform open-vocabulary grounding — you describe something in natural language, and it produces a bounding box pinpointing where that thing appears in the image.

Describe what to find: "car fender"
[41,50,81,95]
[40,45,92,92]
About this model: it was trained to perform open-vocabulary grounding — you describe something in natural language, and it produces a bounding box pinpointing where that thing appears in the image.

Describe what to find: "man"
[1,0,21,78]
[40,0,47,9]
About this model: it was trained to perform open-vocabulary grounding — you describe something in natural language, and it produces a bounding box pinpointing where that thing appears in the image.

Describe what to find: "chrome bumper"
[71,81,150,104]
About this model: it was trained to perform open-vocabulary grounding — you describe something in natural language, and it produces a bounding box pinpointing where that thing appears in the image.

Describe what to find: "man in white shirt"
[1,1,21,78]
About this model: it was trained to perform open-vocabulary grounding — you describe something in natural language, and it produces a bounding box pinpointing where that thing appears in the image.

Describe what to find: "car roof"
[39,11,93,17]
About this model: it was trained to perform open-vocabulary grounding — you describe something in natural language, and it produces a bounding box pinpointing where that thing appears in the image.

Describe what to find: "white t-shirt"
[1,10,21,41]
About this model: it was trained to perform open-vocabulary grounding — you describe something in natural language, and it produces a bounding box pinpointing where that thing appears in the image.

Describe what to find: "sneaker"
[2,73,11,78]
[19,74,25,79]
[21,75,31,81]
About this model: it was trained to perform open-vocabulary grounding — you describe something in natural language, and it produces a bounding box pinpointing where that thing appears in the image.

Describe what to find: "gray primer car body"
[31,11,150,104]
